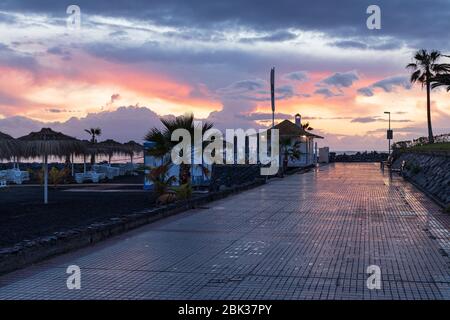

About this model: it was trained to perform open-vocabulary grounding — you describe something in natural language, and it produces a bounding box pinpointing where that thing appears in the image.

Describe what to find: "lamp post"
[384,111,392,156]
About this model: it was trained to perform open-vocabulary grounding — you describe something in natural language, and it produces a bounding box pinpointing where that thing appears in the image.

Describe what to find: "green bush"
[173,183,193,200]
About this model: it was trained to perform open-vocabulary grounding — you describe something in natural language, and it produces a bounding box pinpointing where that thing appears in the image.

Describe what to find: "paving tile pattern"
[0,163,449,300]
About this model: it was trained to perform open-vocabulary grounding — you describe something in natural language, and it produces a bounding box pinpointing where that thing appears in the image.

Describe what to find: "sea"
[333,151,385,155]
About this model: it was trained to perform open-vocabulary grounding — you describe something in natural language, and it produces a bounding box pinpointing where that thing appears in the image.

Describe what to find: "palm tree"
[406,49,450,143]
[431,74,450,92]
[302,122,314,131]
[145,113,213,185]
[84,127,102,164]
[279,138,301,175]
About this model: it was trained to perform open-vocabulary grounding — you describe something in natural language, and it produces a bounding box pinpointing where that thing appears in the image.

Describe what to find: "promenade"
[0,163,449,299]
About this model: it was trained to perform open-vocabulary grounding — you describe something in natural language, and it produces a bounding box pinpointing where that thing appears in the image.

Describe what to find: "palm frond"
[410,70,422,84]
[406,63,417,70]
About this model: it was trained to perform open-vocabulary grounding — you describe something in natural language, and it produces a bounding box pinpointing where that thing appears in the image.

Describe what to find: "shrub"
[49,167,68,188]
[174,183,193,200]
[146,162,176,196]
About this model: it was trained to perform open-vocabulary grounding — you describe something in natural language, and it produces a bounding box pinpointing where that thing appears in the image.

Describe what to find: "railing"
[392,133,450,150]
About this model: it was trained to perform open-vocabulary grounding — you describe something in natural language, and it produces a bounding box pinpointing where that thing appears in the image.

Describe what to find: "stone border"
[0,179,266,275]
[400,174,447,209]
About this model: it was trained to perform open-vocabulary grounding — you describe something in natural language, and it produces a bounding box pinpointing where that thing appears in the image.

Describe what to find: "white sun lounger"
[92,165,120,179]
[75,171,106,183]
[0,169,30,185]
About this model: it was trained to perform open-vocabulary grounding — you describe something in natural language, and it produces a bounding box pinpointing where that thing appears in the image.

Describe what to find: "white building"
[273,114,324,167]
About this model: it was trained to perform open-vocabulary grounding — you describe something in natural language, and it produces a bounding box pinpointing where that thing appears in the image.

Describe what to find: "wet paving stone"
[0,163,449,300]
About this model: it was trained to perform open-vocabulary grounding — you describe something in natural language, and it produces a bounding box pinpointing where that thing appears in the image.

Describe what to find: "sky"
[0,0,449,151]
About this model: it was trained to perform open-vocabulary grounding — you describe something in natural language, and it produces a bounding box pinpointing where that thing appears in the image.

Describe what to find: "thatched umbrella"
[79,140,110,172]
[123,140,143,164]
[19,128,85,204]
[0,131,20,161]
[97,139,128,164]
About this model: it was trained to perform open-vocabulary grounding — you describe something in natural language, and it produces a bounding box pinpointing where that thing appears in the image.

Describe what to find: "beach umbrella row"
[1,128,143,204]
[123,140,143,164]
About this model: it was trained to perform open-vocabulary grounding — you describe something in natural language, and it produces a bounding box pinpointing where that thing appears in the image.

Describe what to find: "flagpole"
[270,67,275,128]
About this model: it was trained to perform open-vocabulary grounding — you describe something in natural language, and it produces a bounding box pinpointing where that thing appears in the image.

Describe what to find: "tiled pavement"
[0,163,449,300]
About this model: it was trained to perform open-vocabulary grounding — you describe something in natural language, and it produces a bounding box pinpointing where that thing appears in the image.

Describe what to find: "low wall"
[392,152,450,207]
[209,164,264,191]
[0,179,265,275]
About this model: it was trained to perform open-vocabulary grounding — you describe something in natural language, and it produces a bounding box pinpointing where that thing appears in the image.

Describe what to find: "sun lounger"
[0,179,6,188]
[12,170,30,184]
[75,171,106,183]
[92,165,120,179]
[1,169,30,185]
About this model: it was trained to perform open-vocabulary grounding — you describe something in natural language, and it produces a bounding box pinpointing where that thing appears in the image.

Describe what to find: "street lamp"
[384,111,392,156]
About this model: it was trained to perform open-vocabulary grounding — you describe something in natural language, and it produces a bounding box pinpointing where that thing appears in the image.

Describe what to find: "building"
[273,114,324,167]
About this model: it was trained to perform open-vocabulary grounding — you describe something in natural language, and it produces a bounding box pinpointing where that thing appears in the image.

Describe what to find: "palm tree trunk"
[426,79,434,143]
[179,163,191,185]
[43,154,48,204]
[90,135,96,165]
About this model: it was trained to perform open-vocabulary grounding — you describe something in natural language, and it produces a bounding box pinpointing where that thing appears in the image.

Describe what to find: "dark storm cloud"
[1,1,450,48]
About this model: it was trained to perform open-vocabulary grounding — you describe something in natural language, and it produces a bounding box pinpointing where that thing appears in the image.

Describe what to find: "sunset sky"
[0,0,449,151]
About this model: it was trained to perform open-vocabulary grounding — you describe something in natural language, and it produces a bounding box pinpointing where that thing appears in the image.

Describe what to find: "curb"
[400,174,447,209]
[0,179,266,275]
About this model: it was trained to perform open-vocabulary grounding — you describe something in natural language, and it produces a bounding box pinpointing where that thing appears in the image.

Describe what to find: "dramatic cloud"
[319,71,359,89]
[237,112,293,121]
[314,88,342,98]
[0,1,449,151]
[329,38,403,51]
[283,71,309,82]
[358,75,412,96]
[2,1,450,49]
[239,30,298,43]
[351,116,413,123]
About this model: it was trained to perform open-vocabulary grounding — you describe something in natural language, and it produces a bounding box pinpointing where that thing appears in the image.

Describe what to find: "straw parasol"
[19,128,85,204]
[96,139,129,164]
[123,140,143,164]
[0,131,20,160]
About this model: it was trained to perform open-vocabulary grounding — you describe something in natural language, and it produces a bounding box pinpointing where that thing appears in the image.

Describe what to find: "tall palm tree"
[84,127,102,164]
[406,49,450,143]
[145,113,213,185]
